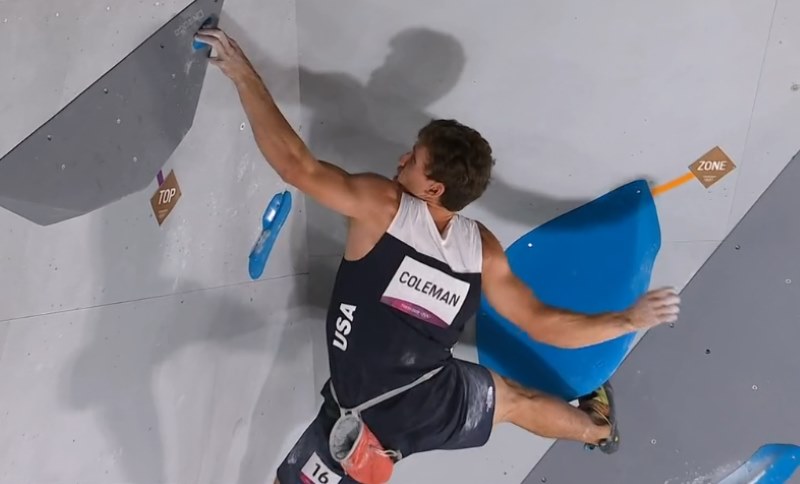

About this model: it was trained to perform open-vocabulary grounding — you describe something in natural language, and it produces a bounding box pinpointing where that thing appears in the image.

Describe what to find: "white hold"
[106,6,111,11]
[55,12,60,17]
[171,73,176,79]
[61,164,66,170]
[133,156,138,163]
[116,118,121,124]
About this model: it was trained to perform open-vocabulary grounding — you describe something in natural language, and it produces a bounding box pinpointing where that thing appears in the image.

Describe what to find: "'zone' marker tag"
[688,146,736,188]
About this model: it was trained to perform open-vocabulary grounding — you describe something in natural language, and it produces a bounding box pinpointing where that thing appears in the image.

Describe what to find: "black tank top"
[324,191,483,428]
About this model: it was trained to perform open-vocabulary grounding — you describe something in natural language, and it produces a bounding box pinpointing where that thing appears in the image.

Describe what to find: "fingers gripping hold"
[193,28,257,82]
[629,286,682,329]
[194,27,234,61]
[193,34,221,56]
[648,286,679,301]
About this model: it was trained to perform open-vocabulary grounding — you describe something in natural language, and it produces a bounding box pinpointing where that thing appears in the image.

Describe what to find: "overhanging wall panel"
[525,151,800,484]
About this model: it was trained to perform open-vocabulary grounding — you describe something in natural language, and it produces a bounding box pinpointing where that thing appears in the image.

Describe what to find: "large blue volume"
[476,180,660,401]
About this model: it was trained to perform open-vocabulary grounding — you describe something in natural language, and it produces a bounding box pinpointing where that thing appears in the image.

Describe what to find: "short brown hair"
[417,119,495,211]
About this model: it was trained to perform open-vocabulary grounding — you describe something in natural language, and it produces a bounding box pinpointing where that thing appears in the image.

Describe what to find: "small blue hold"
[719,443,800,483]
[249,190,292,280]
[193,16,218,51]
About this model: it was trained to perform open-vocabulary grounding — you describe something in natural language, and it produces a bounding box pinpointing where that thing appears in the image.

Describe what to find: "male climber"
[195,28,681,483]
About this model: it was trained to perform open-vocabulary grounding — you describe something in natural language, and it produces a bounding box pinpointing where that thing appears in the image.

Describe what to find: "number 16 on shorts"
[300,452,342,484]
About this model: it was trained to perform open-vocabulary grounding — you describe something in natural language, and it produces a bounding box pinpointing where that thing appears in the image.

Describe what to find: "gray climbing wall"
[524,151,800,483]
[0,0,223,225]
[3,1,800,483]
[0,1,315,483]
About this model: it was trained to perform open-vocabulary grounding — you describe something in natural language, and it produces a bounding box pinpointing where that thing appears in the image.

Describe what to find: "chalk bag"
[329,412,397,484]
[328,367,443,484]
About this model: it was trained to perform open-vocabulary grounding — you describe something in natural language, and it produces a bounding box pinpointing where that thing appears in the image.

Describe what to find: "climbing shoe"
[578,381,620,454]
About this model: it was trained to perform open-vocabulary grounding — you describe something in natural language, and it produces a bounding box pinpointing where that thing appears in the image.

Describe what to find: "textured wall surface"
[294,1,800,483]
[525,151,800,484]
[0,1,317,483]
[2,0,800,483]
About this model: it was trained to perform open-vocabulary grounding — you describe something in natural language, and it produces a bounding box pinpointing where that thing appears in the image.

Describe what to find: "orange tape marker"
[651,172,694,197]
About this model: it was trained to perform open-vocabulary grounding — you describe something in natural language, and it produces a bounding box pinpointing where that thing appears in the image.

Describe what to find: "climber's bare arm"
[195,27,397,221]
[478,223,680,349]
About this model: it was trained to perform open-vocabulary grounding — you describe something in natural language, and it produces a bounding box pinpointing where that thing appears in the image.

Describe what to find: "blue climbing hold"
[248,190,292,280]
[193,16,218,50]
[719,444,800,483]
[476,179,660,401]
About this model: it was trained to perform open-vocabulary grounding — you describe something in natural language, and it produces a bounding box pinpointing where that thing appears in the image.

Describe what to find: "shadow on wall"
[56,193,318,481]
[49,14,351,483]
[236,304,318,484]
[218,17,641,247]
[51,18,659,484]
[60,282,270,484]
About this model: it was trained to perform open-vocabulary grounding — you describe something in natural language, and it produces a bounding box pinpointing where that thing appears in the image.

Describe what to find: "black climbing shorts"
[275,358,496,484]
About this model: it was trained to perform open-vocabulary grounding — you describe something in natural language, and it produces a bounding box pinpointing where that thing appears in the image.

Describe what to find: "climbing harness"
[328,367,443,484]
